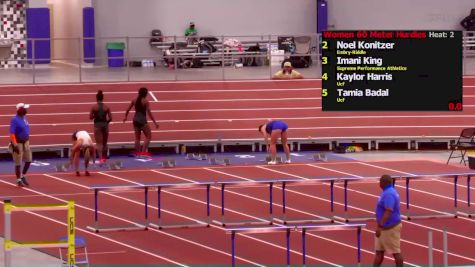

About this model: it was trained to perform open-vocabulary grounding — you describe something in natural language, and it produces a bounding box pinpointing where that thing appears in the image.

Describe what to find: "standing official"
[10,103,32,186]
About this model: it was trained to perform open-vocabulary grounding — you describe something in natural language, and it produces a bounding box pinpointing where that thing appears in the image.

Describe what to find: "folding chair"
[447,128,475,165]
[59,236,89,267]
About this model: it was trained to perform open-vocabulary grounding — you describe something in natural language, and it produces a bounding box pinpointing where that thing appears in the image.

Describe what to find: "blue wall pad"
[26,8,51,64]
[317,0,328,33]
[83,7,95,63]
[317,0,328,55]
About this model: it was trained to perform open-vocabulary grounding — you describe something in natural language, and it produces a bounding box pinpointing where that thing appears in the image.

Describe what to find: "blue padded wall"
[26,8,50,64]
[83,7,95,63]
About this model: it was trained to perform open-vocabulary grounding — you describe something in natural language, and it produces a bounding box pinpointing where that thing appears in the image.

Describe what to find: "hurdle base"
[159,159,176,168]
[273,217,333,225]
[86,224,147,233]
[457,210,475,218]
[212,219,272,227]
[333,215,376,223]
[310,153,328,162]
[209,157,231,166]
[149,222,209,230]
[404,212,457,220]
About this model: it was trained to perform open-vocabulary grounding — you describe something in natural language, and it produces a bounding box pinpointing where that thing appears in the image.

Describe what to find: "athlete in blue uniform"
[258,120,291,164]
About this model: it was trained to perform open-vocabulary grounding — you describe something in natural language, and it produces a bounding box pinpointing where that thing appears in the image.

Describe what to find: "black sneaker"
[76,171,81,177]
[21,176,29,186]
[17,179,24,187]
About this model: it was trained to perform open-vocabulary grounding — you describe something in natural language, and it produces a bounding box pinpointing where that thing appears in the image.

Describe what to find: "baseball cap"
[283,62,292,67]
[16,103,30,110]
[190,22,195,26]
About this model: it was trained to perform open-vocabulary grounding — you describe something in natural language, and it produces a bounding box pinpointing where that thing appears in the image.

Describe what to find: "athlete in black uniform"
[89,90,112,163]
[123,87,158,156]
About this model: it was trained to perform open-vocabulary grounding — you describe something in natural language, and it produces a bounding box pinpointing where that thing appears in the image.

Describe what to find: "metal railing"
[0,32,474,85]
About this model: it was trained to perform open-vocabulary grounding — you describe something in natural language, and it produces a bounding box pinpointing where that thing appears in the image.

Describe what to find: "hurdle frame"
[332,175,465,222]
[88,182,212,232]
[3,199,75,267]
[212,179,295,227]
[457,175,475,218]
[148,181,212,230]
[87,173,472,232]
[403,175,462,220]
[87,184,149,232]
[273,178,339,224]
[227,223,366,267]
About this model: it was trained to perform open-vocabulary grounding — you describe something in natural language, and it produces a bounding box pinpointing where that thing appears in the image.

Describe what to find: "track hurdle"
[212,178,302,227]
[149,181,213,229]
[3,199,75,267]
[226,223,365,267]
[87,182,213,232]
[273,178,338,224]
[87,184,148,232]
[427,229,449,267]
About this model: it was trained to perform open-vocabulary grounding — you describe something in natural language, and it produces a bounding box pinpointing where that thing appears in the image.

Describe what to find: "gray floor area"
[0,237,63,267]
[464,55,475,76]
[0,61,322,84]
[341,150,454,164]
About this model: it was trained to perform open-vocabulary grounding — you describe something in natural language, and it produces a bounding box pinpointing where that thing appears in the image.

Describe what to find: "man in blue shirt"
[374,174,404,267]
[9,103,32,187]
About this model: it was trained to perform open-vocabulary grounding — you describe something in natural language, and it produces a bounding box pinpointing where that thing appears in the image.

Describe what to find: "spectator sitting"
[185,22,198,44]
[461,9,475,30]
[461,9,475,50]
[185,22,197,36]
[272,62,303,80]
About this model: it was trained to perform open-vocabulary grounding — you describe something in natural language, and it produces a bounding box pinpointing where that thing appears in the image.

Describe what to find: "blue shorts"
[266,121,288,134]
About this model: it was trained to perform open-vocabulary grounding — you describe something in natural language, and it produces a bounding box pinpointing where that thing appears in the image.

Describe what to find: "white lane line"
[0,87,320,96]
[4,85,475,96]
[149,91,158,102]
[77,250,127,256]
[0,97,319,107]
[0,78,322,87]
[0,107,320,117]
[7,105,475,118]
[2,114,475,127]
[0,125,470,138]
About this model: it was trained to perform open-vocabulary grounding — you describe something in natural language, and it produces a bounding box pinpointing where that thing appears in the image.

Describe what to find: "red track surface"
[1,79,475,265]
[0,78,475,147]
[1,160,474,266]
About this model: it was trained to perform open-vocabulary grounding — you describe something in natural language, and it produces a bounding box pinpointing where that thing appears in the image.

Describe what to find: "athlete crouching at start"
[70,130,96,176]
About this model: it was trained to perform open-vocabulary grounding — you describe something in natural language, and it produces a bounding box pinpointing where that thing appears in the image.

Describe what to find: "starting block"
[209,157,230,166]
[312,153,328,162]
[186,153,208,161]
[54,162,71,172]
[159,158,176,168]
[108,160,123,170]
[265,156,283,163]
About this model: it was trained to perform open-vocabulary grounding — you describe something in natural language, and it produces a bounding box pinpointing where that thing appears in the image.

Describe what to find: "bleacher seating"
[464,33,475,56]
[151,38,287,67]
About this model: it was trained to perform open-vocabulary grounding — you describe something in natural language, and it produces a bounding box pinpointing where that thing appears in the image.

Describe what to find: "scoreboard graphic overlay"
[321,31,462,111]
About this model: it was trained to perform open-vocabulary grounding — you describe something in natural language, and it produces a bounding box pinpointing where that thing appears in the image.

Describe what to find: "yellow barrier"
[3,200,75,267]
